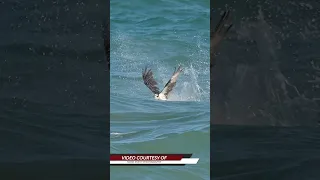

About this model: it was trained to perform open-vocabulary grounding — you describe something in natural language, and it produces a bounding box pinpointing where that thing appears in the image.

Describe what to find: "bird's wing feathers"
[142,67,160,94]
[161,65,183,97]
[211,10,233,67]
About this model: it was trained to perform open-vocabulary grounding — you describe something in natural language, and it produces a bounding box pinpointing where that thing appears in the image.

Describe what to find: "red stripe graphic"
[110,154,185,161]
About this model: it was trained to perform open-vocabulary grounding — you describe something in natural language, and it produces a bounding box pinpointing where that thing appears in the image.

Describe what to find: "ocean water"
[211,0,320,179]
[0,0,109,179]
[212,0,320,126]
[110,0,210,179]
[2,0,319,180]
[212,126,320,180]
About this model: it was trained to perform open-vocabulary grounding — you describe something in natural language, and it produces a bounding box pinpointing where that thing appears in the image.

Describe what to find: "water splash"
[167,64,206,102]
[111,31,209,102]
[217,7,319,126]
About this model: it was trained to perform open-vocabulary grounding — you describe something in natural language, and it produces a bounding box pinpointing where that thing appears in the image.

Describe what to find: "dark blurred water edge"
[211,126,320,180]
[211,0,320,126]
[211,0,320,179]
[0,0,110,179]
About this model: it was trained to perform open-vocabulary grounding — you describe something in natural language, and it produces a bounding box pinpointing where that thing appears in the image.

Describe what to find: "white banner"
[110,158,199,165]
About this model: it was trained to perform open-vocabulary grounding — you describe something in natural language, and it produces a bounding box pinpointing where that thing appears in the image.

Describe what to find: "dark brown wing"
[142,67,160,94]
[211,10,233,67]
[161,66,183,97]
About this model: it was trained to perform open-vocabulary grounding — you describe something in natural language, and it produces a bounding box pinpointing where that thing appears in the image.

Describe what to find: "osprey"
[211,10,233,68]
[211,10,233,124]
[142,66,183,100]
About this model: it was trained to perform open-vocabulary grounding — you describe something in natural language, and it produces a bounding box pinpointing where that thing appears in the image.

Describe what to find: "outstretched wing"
[211,10,233,67]
[142,67,160,95]
[161,66,183,97]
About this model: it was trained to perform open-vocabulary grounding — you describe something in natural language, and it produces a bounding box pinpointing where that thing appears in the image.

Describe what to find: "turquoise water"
[110,0,210,179]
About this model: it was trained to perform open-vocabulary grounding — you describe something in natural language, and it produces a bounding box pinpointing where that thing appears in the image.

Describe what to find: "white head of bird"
[154,93,167,100]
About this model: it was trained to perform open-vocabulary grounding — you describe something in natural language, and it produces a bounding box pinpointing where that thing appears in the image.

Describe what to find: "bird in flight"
[142,66,183,100]
[211,10,233,68]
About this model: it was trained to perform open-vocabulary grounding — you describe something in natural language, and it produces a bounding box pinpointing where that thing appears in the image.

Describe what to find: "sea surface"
[212,0,320,179]
[0,0,109,179]
[2,0,320,179]
[110,0,210,179]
